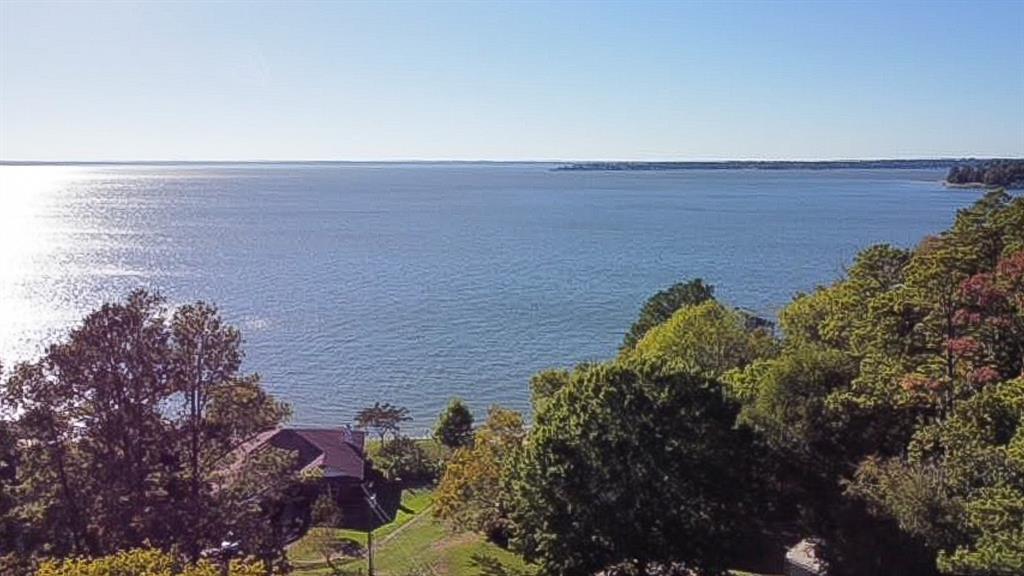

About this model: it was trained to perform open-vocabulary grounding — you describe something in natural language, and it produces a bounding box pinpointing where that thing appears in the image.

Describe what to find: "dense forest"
[3,190,1023,576]
[439,189,1024,576]
[947,159,1024,188]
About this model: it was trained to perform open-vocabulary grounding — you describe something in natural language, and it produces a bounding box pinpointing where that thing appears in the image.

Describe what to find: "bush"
[310,489,345,527]
[35,548,266,576]
[374,437,437,484]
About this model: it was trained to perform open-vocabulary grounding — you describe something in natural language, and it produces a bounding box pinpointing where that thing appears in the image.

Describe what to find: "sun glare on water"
[0,165,84,361]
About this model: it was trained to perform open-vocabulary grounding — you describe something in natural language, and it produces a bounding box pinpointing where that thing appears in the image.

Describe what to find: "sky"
[1,0,1022,161]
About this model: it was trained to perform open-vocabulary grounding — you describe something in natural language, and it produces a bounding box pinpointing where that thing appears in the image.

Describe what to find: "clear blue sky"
[1,0,1022,161]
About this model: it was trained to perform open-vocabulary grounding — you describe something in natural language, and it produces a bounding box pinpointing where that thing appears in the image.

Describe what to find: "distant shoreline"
[554,159,1022,171]
[943,181,995,189]
[2,158,1020,169]
[943,181,1023,190]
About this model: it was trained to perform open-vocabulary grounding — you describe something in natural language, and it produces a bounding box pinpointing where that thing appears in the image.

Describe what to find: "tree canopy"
[628,299,773,378]
[434,398,475,449]
[355,401,412,445]
[947,160,1024,189]
[621,278,715,349]
[435,406,525,544]
[730,190,1024,575]
[499,190,1024,576]
[0,291,292,572]
[507,362,763,576]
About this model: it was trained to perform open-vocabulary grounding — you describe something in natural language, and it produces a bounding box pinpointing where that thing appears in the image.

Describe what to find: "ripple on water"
[0,164,981,432]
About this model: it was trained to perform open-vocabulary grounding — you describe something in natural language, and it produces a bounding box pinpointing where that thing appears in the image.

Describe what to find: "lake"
[0,163,981,430]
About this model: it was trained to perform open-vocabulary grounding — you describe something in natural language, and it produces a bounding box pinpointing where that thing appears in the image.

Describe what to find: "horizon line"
[3,156,1022,166]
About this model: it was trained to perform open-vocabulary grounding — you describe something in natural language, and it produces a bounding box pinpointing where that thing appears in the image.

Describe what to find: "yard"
[287,487,780,576]
[288,487,534,576]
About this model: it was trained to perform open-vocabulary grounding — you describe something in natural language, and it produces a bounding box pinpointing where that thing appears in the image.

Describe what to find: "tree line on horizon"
[947,159,1024,188]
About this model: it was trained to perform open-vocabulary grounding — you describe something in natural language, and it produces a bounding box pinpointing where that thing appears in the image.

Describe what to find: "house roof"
[265,427,366,480]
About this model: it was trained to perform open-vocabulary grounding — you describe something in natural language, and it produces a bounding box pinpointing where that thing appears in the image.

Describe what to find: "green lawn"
[288,484,771,576]
[289,488,434,562]
[361,513,532,576]
[288,487,534,576]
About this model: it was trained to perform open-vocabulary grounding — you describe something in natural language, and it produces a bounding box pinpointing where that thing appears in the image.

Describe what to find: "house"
[258,426,368,481]
[235,426,399,536]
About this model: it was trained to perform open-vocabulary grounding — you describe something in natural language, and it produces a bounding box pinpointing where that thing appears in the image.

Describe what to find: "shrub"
[374,437,437,484]
[34,548,265,576]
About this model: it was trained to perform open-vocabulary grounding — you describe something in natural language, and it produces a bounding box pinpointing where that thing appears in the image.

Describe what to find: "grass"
[364,437,447,462]
[288,487,534,576]
[288,480,771,576]
[289,488,434,562]
[363,514,532,576]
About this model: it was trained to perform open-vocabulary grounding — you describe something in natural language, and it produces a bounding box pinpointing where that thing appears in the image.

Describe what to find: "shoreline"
[943,180,1024,190]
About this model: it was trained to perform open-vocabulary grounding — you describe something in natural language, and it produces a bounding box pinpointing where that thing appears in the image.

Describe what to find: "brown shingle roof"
[265,427,366,480]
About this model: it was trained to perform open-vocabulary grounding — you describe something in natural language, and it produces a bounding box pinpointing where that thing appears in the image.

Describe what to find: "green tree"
[621,278,714,349]
[733,193,1024,575]
[3,353,96,557]
[507,362,760,575]
[0,366,28,568]
[433,398,474,449]
[170,301,291,560]
[528,369,570,410]
[355,402,412,446]
[310,488,345,527]
[0,291,292,565]
[434,406,525,543]
[851,377,1024,575]
[374,436,435,484]
[726,345,857,455]
[628,299,772,378]
[44,291,174,552]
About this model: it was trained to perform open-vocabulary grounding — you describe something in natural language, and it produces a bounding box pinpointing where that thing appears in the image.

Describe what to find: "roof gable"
[267,427,366,480]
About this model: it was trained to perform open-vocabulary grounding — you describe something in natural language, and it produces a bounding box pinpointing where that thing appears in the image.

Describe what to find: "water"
[0,163,981,430]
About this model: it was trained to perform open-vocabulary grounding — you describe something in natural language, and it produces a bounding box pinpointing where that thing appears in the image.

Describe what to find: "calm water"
[0,164,980,430]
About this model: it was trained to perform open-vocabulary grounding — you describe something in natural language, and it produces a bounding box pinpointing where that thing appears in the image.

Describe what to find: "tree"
[434,406,525,543]
[946,160,1024,188]
[169,301,291,559]
[303,488,352,573]
[0,367,28,570]
[374,436,435,484]
[0,291,292,565]
[732,193,1024,575]
[433,398,474,450]
[310,488,345,527]
[726,344,934,575]
[3,350,99,557]
[628,299,773,378]
[507,362,761,575]
[851,377,1024,575]
[42,291,174,552]
[621,278,714,349]
[356,402,412,446]
[726,345,857,456]
[528,369,570,410]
